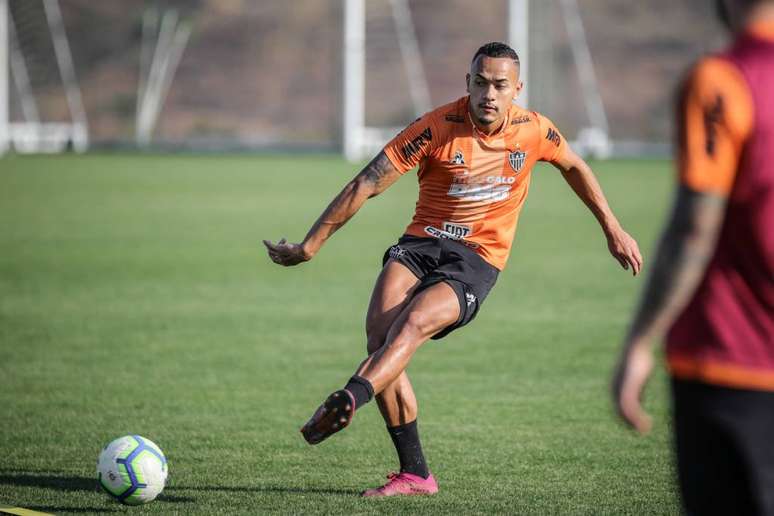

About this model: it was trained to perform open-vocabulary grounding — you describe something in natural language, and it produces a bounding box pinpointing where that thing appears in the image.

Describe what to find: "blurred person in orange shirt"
[613,1,774,514]
[266,42,642,497]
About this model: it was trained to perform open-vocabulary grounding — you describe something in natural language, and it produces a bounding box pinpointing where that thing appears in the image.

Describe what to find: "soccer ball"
[97,435,168,505]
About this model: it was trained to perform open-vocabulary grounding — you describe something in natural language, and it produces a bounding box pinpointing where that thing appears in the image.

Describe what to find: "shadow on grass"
[167,484,359,496]
[156,494,197,503]
[0,468,76,476]
[25,507,115,514]
[0,472,195,508]
[0,473,98,492]
[0,473,116,514]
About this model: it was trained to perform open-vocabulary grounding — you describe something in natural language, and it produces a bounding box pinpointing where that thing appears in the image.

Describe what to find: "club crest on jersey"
[509,150,526,173]
[450,150,465,165]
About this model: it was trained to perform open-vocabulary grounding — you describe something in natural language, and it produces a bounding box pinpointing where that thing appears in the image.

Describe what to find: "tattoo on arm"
[627,186,726,341]
[359,152,399,196]
[300,151,400,256]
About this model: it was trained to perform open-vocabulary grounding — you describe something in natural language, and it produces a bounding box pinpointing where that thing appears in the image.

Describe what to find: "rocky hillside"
[10,0,725,148]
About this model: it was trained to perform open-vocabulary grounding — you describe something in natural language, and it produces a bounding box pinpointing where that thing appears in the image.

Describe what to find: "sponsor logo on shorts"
[423,225,479,249]
[388,245,406,260]
[465,292,477,307]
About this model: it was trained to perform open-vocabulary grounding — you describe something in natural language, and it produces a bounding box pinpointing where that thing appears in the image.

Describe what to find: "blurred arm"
[623,186,726,346]
[553,146,643,275]
[611,186,726,432]
[264,151,401,266]
[626,55,751,329]
[611,56,751,433]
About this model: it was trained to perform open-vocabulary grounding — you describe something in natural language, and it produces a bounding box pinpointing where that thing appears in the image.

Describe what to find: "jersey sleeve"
[677,57,753,195]
[383,112,441,174]
[536,113,568,164]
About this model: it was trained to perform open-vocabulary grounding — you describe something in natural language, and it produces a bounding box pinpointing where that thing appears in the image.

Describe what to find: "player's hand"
[607,229,643,276]
[263,238,312,266]
[611,339,654,434]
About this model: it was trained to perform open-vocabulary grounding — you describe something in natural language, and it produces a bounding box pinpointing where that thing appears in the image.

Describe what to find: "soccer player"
[266,42,642,497]
[612,1,774,514]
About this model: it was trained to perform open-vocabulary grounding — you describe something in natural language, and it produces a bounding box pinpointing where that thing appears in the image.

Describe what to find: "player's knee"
[397,302,458,344]
[400,310,433,341]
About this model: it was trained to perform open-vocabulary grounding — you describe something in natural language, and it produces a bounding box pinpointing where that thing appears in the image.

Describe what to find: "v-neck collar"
[466,97,512,142]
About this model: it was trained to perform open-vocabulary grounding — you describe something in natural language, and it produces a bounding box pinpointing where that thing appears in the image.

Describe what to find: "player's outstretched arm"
[264,151,401,266]
[553,147,643,276]
[611,186,726,434]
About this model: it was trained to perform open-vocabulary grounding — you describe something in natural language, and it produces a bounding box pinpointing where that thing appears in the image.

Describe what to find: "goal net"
[344,0,612,162]
[1,1,724,157]
[5,0,87,153]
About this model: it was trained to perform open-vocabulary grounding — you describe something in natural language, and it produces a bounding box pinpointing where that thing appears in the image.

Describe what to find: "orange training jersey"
[383,95,568,270]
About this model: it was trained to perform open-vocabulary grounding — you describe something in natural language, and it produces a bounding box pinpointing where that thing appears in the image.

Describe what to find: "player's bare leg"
[364,261,421,427]
[357,282,458,496]
[375,373,416,426]
[356,282,460,392]
[365,263,435,493]
[300,260,418,445]
[300,279,459,445]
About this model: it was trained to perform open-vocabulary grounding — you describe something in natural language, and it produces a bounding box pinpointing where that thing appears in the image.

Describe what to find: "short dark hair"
[472,42,520,66]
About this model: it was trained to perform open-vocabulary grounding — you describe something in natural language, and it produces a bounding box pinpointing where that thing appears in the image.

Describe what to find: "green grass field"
[1,154,680,515]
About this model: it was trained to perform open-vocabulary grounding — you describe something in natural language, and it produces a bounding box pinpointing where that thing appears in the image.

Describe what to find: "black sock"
[344,375,373,409]
[387,419,429,479]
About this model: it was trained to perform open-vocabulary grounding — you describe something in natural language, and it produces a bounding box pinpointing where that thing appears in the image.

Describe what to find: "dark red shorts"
[382,235,499,339]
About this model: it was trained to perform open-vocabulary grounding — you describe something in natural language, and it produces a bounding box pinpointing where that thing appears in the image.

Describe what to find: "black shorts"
[672,378,774,516]
[382,235,499,340]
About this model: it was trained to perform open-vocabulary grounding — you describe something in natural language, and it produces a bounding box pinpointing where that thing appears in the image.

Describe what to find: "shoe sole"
[361,489,438,497]
[300,389,355,445]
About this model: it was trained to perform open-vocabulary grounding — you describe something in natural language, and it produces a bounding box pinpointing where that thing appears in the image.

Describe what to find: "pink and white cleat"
[361,472,438,497]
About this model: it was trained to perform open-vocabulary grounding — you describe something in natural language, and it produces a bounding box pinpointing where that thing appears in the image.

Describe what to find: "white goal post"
[0,0,8,155]
[0,0,88,155]
[341,0,610,163]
